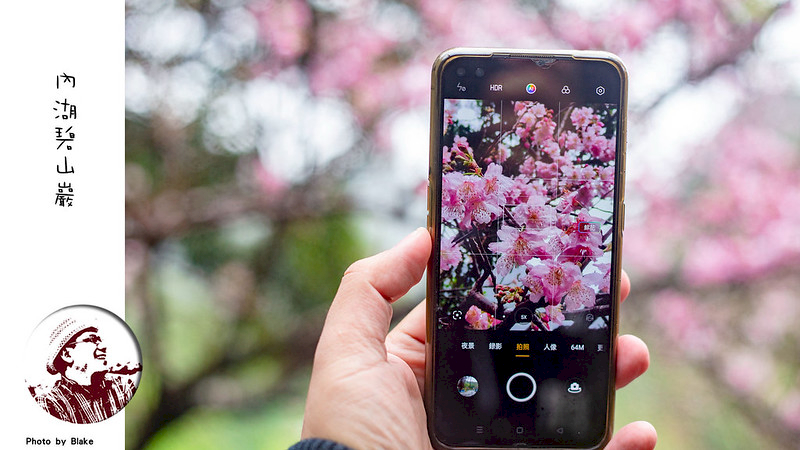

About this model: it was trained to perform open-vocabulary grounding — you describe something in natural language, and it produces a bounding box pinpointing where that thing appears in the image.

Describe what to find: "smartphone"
[426,48,627,449]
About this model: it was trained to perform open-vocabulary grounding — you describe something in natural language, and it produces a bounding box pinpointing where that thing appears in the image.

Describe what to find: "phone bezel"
[425,48,628,450]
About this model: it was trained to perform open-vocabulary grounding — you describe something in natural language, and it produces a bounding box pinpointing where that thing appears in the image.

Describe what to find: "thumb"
[315,228,432,363]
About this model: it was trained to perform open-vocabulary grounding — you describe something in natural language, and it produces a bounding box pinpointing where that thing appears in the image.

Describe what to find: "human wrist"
[289,438,353,450]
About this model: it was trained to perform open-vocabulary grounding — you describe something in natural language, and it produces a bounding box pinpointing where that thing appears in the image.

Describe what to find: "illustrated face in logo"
[64,330,107,375]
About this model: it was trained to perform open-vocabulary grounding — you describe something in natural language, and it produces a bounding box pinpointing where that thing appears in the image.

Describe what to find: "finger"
[317,228,432,360]
[385,299,427,393]
[620,269,631,303]
[615,334,650,389]
[388,299,427,345]
[606,421,657,450]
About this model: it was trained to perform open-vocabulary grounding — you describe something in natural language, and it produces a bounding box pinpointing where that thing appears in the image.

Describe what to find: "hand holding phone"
[426,48,630,449]
[297,48,655,450]
[298,230,654,450]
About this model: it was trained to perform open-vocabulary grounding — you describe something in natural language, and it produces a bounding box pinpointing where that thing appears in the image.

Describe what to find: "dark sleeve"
[288,438,354,450]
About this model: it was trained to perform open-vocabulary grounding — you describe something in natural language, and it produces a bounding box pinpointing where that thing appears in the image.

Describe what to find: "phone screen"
[428,52,626,448]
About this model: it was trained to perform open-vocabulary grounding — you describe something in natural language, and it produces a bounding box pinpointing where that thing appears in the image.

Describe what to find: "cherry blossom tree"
[125,0,797,448]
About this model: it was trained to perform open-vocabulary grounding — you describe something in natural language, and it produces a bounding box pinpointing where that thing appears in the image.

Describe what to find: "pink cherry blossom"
[251,0,312,61]
[584,263,612,293]
[464,305,500,330]
[561,211,605,261]
[564,278,597,312]
[504,175,542,205]
[556,188,581,215]
[722,351,774,395]
[441,171,467,223]
[489,226,538,276]
[527,226,570,260]
[308,20,395,95]
[442,145,452,166]
[541,140,561,159]
[535,161,559,179]
[532,116,556,148]
[570,107,595,130]
[573,183,598,209]
[526,259,581,306]
[595,166,615,194]
[482,163,512,200]
[515,101,547,120]
[540,304,566,330]
[779,393,800,431]
[588,134,616,162]
[560,130,583,154]
[461,180,503,228]
[560,164,595,183]
[253,158,288,197]
[453,135,473,158]
[511,199,557,230]
[484,143,510,165]
[444,99,458,126]
[519,156,537,176]
[440,235,462,272]
[649,290,717,359]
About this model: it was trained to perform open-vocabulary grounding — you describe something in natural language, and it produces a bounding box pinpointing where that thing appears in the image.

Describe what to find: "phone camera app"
[526,83,537,94]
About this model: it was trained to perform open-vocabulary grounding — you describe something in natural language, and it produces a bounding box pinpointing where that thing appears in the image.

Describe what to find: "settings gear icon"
[561,85,571,94]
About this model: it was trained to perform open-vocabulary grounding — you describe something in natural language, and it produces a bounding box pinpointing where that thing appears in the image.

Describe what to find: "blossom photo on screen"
[438,99,618,332]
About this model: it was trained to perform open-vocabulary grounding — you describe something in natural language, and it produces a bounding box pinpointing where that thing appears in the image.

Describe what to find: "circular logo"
[25,305,142,424]
[595,85,606,95]
[457,375,479,397]
[526,83,537,94]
